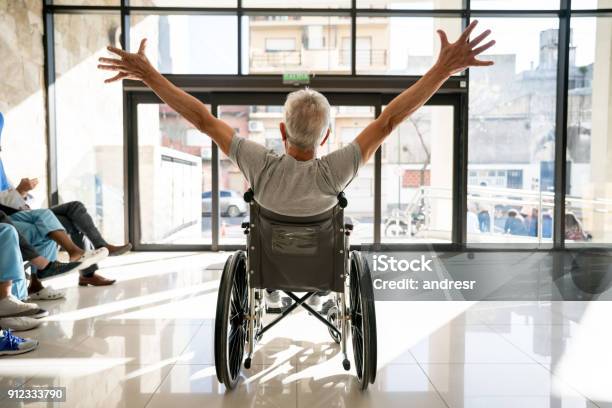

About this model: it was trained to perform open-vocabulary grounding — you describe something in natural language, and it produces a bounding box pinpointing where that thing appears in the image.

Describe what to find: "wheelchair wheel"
[349,251,378,390]
[215,251,249,390]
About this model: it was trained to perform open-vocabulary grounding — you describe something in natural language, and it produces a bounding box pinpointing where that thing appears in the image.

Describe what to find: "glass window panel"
[566,17,612,244]
[54,13,125,244]
[572,0,612,8]
[137,104,212,245]
[243,0,351,7]
[357,0,462,8]
[243,16,352,75]
[327,106,376,244]
[218,105,279,245]
[356,17,462,75]
[467,18,558,246]
[470,0,559,9]
[381,106,454,243]
[218,104,375,245]
[130,0,236,6]
[130,14,237,74]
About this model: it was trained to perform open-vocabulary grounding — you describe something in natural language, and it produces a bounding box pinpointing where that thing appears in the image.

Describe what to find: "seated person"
[6,178,132,258]
[0,111,131,286]
[0,210,81,300]
[0,203,112,287]
[504,209,528,236]
[0,222,48,332]
[98,22,493,305]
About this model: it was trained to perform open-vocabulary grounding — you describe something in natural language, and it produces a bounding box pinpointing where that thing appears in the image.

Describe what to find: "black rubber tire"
[214,251,249,390]
[350,251,378,389]
[359,252,378,384]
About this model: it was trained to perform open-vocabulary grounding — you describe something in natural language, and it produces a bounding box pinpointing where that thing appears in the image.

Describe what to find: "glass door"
[217,104,376,245]
[381,105,456,243]
[135,102,213,246]
[130,92,460,250]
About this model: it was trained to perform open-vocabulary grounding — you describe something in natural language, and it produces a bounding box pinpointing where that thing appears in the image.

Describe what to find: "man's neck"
[286,144,315,161]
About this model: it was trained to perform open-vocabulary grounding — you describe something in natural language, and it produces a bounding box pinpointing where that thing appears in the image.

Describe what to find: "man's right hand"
[97,39,155,83]
[16,177,38,195]
[98,38,235,155]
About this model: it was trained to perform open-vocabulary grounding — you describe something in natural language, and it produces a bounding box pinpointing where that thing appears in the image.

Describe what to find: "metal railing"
[383,185,611,243]
[250,51,301,68]
[250,49,387,69]
[339,49,387,67]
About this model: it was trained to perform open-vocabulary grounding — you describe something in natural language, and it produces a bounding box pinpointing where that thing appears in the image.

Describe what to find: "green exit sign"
[283,72,311,85]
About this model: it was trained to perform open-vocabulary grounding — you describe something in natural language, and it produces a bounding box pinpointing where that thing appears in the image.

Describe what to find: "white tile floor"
[1,252,611,408]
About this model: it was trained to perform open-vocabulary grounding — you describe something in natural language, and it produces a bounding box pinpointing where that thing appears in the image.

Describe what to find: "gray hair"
[283,88,330,150]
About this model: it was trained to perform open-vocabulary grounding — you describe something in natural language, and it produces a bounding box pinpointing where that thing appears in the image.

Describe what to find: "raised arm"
[355,20,495,162]
[98,39,234,154]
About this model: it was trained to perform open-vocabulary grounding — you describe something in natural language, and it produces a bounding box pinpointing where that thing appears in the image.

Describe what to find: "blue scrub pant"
[0,224,26,300]
[10,209,65,268]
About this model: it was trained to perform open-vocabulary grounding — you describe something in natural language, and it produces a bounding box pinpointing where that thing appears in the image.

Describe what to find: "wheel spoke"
[353,325,364,339]
[229,327,240,343]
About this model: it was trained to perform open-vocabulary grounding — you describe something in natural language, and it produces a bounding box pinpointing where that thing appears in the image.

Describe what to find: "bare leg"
[29,256,50,270]
[28,275,44,294]
[27,257,49,294]
[0,281,12,299]
[47,230,85,261]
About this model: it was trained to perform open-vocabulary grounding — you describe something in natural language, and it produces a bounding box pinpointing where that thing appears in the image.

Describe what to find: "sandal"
[28,286,66,301]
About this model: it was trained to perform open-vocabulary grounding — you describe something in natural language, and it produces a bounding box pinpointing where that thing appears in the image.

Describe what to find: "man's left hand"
[434,20,495,77]
[16,177,38,195]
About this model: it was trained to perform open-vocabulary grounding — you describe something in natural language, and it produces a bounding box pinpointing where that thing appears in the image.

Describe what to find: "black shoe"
[36,261,82,281]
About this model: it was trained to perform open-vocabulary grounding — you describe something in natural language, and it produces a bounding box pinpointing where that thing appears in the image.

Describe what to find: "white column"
[587,18,612,241]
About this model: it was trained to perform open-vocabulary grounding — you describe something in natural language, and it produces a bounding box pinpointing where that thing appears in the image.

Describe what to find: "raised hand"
[97,39,154,83]
[435,20,495,76]
[16,177,38,195]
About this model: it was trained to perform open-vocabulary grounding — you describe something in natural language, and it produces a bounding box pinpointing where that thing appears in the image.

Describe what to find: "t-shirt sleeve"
[320,142,363,193]
[229,134,274,189]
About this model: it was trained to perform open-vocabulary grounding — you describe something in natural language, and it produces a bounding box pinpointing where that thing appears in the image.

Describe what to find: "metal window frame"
[41,0,612,252]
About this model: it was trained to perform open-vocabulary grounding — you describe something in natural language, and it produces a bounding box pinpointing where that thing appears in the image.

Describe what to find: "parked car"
[202,190,248,217]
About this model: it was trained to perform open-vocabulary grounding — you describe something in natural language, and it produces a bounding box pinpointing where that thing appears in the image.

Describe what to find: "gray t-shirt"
[229,135,362,216]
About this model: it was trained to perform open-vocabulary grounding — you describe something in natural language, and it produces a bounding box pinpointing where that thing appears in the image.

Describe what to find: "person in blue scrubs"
[0,223,28,301]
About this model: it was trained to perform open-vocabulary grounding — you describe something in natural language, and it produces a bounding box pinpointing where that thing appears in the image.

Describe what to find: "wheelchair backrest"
[247,198,346,293]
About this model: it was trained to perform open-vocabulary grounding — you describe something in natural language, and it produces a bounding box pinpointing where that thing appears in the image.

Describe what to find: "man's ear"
[279,122,287,142]
[320,128,331,146]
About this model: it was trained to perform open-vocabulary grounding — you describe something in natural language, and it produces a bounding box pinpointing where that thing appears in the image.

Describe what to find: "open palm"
[97,39,153,83]
[436,20,495,76]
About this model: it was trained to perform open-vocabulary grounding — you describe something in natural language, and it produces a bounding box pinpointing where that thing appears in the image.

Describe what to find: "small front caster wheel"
[342,358,351,371]
[244,357,252,369]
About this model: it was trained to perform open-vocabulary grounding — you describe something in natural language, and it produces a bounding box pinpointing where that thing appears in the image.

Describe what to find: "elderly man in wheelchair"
[98,21,494,390]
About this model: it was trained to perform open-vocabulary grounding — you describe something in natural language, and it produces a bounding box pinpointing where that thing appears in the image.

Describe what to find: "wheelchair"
[214,189,377,390]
